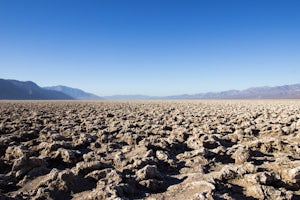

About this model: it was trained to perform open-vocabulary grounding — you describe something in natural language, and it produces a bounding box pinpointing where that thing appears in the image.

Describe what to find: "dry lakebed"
[1,100,300,200]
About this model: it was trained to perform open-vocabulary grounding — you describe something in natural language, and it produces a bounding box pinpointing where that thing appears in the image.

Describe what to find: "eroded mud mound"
[1,100,300,199]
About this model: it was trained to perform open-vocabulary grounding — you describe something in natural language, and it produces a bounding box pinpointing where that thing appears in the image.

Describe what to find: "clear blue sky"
[1,0,300,96]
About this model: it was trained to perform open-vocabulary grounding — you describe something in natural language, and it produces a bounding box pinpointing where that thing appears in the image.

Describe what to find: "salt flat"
[1,100,300,199]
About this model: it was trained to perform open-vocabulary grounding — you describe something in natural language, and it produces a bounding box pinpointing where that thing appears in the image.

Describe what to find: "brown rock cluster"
[1,100,300,199]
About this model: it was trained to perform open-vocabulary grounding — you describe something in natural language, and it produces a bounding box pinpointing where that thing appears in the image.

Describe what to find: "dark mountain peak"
[8,79,40,89]
[0,79,73,100]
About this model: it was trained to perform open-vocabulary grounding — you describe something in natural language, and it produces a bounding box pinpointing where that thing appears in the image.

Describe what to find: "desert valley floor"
[1,100,300,200]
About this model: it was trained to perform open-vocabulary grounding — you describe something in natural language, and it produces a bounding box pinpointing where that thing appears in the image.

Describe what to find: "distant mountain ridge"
[44,85,102,100]
[1,78,300,100]
[103,84,300,100]
[102,95,154,100]
[0,79,73,100]
[165,84,300,99]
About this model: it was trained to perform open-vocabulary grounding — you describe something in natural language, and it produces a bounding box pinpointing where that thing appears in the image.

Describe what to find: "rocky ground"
[1,100,300,200]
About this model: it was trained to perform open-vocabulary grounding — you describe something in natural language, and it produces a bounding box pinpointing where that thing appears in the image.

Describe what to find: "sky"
[1,0,300,96]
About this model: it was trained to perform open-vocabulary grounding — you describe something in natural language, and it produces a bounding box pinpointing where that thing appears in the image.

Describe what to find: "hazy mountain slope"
[102,84,300,100]
[2,78,300,100]
[0,79,73,100]
[102,95,154,100]
[44,85,102,100]
[166,84,300,99]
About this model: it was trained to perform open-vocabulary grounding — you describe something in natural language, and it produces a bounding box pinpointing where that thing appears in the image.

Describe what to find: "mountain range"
[0,79,73,100]
[44,85,102,100]
[103,84,300,100]
[165,84,300,99]
[1,78,300,100]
